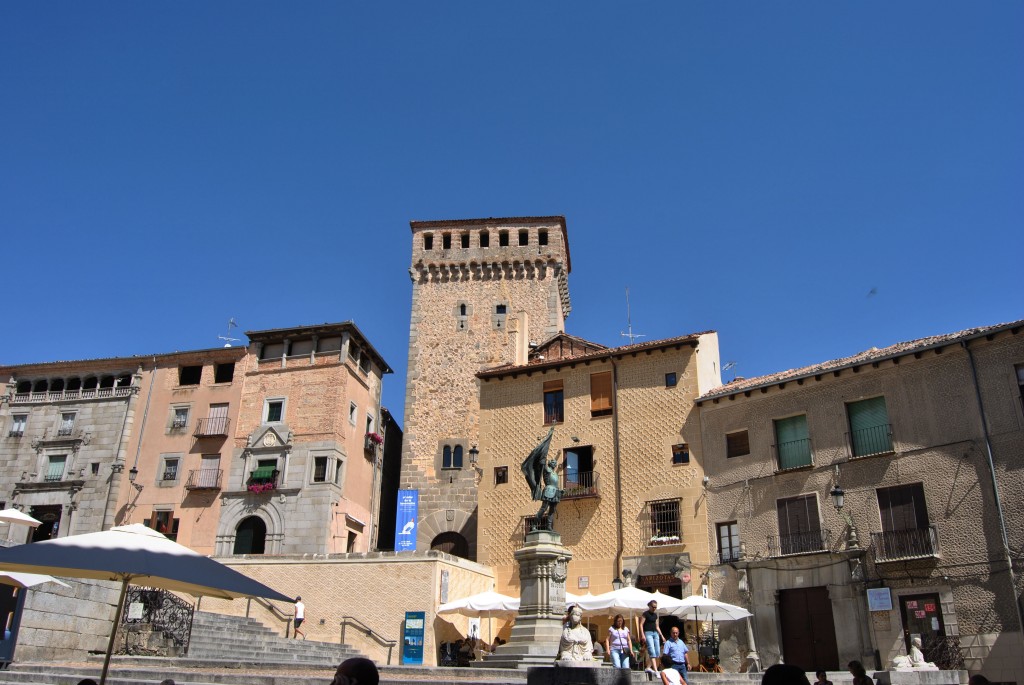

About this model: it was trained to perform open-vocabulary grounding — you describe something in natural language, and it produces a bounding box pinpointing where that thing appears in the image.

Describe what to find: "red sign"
[906,600,918,609]
[924,603,936,613]
[915,610,927,619]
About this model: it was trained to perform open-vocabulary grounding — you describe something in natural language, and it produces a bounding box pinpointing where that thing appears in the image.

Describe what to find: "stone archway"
[430,531,469,559]
[233,516,267,555]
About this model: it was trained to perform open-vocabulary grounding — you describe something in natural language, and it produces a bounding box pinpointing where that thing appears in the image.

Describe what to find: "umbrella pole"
[100,577,129,685]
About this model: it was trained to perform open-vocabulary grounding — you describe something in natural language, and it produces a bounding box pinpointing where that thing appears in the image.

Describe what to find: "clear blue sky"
[3,3,1021,423]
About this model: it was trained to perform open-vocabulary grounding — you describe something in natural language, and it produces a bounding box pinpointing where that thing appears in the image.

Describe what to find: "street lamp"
[830,484,859,549]
[829,485,845,510]
[612,576,623,591]
[468,445,479,465]
[128,466,138,483]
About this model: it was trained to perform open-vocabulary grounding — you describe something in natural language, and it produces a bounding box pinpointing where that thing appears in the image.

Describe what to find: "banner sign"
[867,588,893,612]
[402,611,425,665]
[395,489,418,552]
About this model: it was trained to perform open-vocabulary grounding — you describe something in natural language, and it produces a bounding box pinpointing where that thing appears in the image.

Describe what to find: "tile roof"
[698,318,1024,402]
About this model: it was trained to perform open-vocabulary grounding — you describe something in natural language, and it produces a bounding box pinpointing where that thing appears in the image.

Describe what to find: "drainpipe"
[610,358,624,582]
[101,364,146,530]
[962,340,1024,636]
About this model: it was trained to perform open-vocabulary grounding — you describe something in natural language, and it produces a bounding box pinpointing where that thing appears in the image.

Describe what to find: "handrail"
[247,596,294,637]
[340,615,397,665]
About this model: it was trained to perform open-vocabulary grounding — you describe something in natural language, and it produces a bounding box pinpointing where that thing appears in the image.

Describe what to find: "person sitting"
[815,670,833,685]
[848,660,873,685]
[659,654,689,685]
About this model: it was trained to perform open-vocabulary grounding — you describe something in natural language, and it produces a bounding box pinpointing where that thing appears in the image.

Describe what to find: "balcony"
[364,433,383,455]
[194,416,230,437]
[719,549,742,564]
[871,525,940,562]
[11,386,134,404]
[57,426,75,437]
[7,430,24,438]
[848,423,894,458]
[246,467,279,494]
[773,438,813,471]
[768,528,830,557]
[562,471,600,500]
[185,468,222,490]
[171,418,188,430]
[43,473,64,483]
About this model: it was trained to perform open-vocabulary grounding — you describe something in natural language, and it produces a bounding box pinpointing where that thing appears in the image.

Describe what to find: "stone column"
[483,529,572,669]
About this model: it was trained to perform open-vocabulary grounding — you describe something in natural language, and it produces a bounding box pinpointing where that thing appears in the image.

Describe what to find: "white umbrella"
[0,571,70,589]
[438,590,518,616]
[0,523,291,685]
[576,585,682,613]
[0,509,41,528]
[665,595,752,622]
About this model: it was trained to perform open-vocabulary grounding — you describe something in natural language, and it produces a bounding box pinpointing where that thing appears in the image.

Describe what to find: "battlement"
[409,216,571,273]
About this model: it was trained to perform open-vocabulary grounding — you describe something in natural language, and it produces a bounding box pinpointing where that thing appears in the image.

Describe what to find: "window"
[261,400,282,424]
[171,407,189,430]
[1016,364,1024,411]
[178,365,202,386]
[91,462,99,475]
[496,304,507,315]
[518,229,529,245]
[590,371,613,417]
[479,230,489,248]
[57,412,75,436]
[359,355,371,374]
[875,483,936,559]
[9,414,27,438]
[461,232,470,248]
[317,336,342,353]
[774,415,811,470]
[847,397,893,457]
[45,455,67,482]
[313,456,329,483]
[423,233,433,250]
[671,444,689,465]
[214,362,235,383]
[442,233,452,249]
[538,229,548,246]
[646,499,681,545]
[543,380,564,424]
[347,531,357,552]
[726,430,750,458]
[261,342,285,360]
[459,303,467,317]
[149,511,180,542]
[563,446,595,497]
[334,460,343,484]
[366,415,374,436]
[665,372,677,388]
[717,522,740,563]
[161,457,180,482]
[775,494,824,555]
[349,402,358,425]
[442,444,463,470]
[495,466,508,485]
[499,230,509,247]
[290,340,314,357]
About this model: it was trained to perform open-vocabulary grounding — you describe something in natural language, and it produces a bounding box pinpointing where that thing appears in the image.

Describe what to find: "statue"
[556,604,594,664]
[521,427,561,530]
[891,636,938,671]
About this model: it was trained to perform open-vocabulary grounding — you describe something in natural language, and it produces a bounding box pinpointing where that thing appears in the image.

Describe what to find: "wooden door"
[779,586,839,671]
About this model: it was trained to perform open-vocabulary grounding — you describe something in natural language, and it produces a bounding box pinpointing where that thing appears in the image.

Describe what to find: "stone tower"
[401,216,572,559]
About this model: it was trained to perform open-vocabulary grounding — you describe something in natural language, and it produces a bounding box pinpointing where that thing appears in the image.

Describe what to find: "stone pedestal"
[482,529,572,669]
[526,666,633,685]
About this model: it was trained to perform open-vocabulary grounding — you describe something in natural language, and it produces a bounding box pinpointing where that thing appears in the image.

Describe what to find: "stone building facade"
[400,217,572,560]
[696,319,1024,683]
[215,322,392,556]
[475,331,722,609]
[0,359,142,541]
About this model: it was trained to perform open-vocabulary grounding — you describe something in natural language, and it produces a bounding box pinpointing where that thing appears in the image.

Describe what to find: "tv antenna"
[218,318,241,347]
[723,361,738,380]
[620,287,646,345]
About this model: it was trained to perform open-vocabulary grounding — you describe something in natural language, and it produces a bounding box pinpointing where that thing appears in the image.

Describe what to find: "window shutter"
[774,415,810,469]
[543,380,563,392]
[848,397,891,456]
[590,372,613,414]
[726,431,750,458]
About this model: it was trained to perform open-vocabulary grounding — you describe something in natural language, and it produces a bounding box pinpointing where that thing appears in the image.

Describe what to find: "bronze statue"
[521,426,561,530]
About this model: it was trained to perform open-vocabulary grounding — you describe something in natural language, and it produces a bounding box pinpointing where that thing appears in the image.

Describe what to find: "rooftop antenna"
[218,318,241,347]
[722,361,738,381]
[620,287,646,345]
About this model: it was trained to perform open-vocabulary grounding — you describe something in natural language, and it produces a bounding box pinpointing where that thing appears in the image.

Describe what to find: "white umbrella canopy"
[0,523,292,685]
[0,571,70,589]
[438,590,518,617]
[665,595,752,621]
[575,585,683,613]
[0,509,41,528]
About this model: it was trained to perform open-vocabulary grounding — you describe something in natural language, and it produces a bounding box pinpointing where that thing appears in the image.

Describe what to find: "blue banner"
[402,611,425,665]
[395,489,418,552]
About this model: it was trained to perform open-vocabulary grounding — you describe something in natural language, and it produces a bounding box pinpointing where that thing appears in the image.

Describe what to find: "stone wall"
[14,578,120,662]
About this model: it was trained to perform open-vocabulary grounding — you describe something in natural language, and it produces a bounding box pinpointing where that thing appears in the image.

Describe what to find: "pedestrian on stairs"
[294,596,306,640]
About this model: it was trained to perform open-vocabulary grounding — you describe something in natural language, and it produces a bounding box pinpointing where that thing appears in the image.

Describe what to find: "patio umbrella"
[0,572,70,589]
[0,523,291,685]
[0,509,41,545]
[438,590,518,647]
[665,595,752,622]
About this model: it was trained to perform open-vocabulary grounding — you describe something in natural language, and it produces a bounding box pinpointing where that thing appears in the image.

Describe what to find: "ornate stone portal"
[483,529,572,669]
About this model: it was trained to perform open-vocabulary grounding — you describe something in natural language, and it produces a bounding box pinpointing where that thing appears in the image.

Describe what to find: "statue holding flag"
[521,426,562,531]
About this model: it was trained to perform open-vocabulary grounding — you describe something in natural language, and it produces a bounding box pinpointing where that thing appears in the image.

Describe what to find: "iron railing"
[7,430,24,438]
[773,438,813,471]
[719,549,742,564]
[768,528,830,557]
[119,586,194,655]
[645,499,682,547]
[871,525,939,561]
[562,471,600,499]
[185,469,222,490]
[848,423,893,458]
[11,386,133,404]
[171,418,188,430]
[922,634,965,671]
[340,616,397,665]
[194,416,230,437]
[56,426,75,436]
[161,470,178,482]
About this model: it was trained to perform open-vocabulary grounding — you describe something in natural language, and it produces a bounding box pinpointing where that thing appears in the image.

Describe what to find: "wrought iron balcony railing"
[43,473,64,483]
[773,438,813,471]
[7,430,24,438]
[719,549,742,564]
[57,426,75,436]
[562,471,600,499]
[871,525,939,561]
[194,416,230,437]
[848,423,894,458]
[185,468,222,490]
[768,528,830,557]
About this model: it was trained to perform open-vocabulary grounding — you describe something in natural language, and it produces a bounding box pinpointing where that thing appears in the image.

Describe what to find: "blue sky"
[2,3,1021,422]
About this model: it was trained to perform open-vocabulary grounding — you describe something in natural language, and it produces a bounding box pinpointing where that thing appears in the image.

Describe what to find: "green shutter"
[250,466,276,480]
[848,397,891,456]
[774,415,811,469]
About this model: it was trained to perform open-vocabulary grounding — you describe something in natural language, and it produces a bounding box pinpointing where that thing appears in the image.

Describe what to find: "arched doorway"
[430,531,469,559]
[233,516,267,555]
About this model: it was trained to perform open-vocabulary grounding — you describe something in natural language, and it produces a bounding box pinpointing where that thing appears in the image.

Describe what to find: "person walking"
[662,626,689,678]
[637,599,666,674]
[605,614,632,669]
[293,596,306,640]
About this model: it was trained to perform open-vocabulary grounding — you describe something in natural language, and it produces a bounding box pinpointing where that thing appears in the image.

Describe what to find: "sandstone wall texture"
[14,578,120,662]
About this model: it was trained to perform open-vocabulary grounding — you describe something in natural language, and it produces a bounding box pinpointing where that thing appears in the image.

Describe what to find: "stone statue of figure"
[891,636,938,671]
[556,605,594,664]
[521,427,561,530]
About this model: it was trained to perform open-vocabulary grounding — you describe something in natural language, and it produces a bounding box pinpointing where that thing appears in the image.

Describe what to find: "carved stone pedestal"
[481,529,572,669]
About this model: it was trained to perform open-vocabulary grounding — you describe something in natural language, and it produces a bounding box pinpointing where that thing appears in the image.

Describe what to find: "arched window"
[16,381,31,394]
[459,303,467,317]
[442,445,453,469]
[234,516,267,555]
[99,376,115,389]
[453,445,464,469]
[83,377,98,390]
[50,379,65,392]
[431,531,469,559]
[32,380,48,393]
[66,378,82,391]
